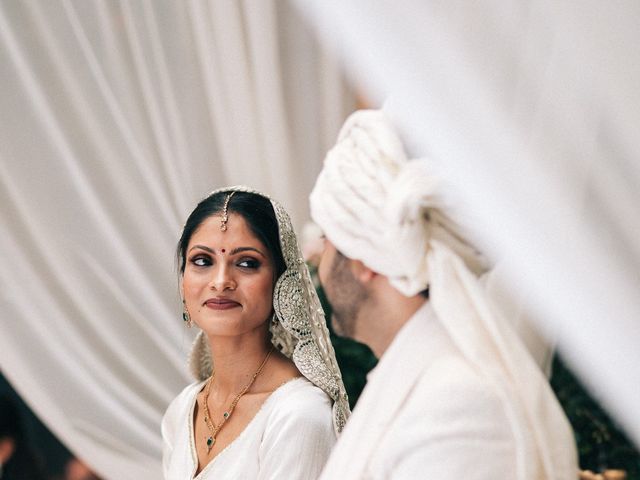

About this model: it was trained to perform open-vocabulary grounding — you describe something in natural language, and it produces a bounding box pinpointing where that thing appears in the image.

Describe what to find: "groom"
[310,109,577,479]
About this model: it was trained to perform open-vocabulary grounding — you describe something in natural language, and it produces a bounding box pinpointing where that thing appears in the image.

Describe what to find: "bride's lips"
[204,298,241,310]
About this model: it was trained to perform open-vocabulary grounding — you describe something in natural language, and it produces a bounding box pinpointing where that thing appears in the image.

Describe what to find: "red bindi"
[221,248,226,253]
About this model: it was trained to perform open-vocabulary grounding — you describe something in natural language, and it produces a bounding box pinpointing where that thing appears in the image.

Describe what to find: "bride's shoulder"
[164,380,207,417]
[162,380,207,443]
[270,377,332,418]
[262,378,335,440]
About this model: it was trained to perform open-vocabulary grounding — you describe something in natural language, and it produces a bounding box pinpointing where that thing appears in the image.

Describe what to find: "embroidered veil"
[188,186,350,434]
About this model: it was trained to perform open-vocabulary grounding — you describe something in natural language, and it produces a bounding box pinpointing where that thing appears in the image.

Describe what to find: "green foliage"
[550,356,640,477]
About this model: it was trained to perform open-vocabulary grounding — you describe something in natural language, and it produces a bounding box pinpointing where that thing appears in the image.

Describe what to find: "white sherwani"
[320,302,577,479]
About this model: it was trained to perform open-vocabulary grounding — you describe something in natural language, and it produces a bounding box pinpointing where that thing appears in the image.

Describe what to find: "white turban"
[310,109,577,479]
[311,109,488,296]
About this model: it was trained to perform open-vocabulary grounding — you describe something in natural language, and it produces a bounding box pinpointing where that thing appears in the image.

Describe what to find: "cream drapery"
[297,0,640,448]
[0,1,353,478]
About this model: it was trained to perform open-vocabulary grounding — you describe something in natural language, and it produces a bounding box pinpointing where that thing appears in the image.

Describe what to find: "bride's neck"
[206,335,272,395]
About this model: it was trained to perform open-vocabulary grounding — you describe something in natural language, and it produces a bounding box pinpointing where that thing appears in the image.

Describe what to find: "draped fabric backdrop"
[296,0,640,448]
[3,0,640,478]
[0,1,354,478]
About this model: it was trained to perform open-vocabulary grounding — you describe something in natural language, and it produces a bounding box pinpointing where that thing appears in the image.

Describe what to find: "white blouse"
[162,377,336,480]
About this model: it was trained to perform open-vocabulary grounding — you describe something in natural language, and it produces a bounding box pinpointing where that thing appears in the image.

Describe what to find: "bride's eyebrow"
[230,247,266,258]
[187,245,266,258]
[188,245,214,254]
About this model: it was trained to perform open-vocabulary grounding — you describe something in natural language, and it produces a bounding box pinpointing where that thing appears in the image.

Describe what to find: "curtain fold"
[0,1,354,478]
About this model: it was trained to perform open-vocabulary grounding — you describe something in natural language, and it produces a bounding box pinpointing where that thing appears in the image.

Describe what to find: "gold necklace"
[201,347,274,453]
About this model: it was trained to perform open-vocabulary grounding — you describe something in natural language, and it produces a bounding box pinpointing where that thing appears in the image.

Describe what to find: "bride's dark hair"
[177,190,286,278]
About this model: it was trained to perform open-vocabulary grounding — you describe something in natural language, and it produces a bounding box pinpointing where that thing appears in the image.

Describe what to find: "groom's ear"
[349,259,376,284]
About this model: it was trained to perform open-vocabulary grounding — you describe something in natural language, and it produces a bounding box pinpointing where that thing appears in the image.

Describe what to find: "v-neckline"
[188,377,306,479]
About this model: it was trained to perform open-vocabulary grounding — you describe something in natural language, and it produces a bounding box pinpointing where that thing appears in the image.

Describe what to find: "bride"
[162,186,349,479]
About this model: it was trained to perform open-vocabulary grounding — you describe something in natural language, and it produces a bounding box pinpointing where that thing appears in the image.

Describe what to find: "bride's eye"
[237,258,260,269]
[190,255,211,267]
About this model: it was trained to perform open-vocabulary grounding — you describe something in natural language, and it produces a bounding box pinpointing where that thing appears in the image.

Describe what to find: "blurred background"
[1,1,639,479]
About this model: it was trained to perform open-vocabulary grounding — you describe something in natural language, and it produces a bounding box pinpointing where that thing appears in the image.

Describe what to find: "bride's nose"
[208,264,236,291]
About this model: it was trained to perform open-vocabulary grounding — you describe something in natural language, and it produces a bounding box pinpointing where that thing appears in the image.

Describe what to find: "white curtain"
[296,0,640,447]
[0,1,353,478]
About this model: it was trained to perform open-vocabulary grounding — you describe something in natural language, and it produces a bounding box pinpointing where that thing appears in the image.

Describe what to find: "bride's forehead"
[190,213,261,244]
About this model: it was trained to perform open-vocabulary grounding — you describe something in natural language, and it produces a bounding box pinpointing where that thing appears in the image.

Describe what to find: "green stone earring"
[182,300,192,328]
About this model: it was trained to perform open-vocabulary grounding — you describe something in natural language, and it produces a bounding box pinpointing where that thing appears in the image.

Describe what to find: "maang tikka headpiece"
[220,191,235,231]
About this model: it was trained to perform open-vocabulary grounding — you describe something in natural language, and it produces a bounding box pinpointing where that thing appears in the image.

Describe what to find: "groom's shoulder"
[412,352,509,422]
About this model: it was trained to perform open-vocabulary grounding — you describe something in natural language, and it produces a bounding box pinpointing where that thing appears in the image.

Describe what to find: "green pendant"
[206,436,214,452]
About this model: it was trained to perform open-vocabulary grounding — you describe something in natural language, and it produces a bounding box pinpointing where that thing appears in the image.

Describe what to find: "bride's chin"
[197,317,270,338]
